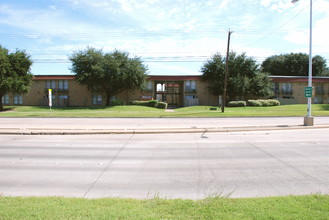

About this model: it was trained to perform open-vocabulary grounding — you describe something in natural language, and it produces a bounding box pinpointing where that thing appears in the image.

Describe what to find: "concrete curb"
[1,124,329,135]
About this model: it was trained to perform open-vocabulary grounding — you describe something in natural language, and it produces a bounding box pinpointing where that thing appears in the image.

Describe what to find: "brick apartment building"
[2,75,329,107]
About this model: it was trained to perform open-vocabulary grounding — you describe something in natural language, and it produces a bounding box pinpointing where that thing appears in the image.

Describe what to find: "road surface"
[1,128,328,199]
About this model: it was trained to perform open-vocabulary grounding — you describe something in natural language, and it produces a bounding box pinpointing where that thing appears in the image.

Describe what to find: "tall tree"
[70,48,148,106]
[0,45,33,111]
[261,53,328,76]
[201,52,273,103]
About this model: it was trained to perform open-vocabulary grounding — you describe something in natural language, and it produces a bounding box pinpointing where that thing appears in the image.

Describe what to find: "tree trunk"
[105,92,111,106]
[0,92,4,111]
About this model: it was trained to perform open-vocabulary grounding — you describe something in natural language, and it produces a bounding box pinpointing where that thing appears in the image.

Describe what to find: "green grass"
[1,104,329,117]
[0,195,328,219]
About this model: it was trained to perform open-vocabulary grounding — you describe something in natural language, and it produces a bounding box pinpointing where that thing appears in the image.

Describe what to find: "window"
[46,80,56,89]
[273,83,279,93]
[282,83,292,93]
[147,81,152,91]
[191,80,196,89]
[185,80,196,91]
[156,83,165,92]
[14,95,23,105]
[2,95,9,104]
[59,80,68,90]
[92,95,102,105]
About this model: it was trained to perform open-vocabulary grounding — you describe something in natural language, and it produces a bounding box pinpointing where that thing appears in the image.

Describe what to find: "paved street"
[1,128,328,199]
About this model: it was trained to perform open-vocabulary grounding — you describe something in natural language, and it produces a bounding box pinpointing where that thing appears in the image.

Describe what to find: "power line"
[247,5,309,47]
[31,56,329,64]
[0,27,297,40]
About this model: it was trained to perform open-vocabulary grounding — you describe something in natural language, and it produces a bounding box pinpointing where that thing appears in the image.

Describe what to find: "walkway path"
[0,117,329,134]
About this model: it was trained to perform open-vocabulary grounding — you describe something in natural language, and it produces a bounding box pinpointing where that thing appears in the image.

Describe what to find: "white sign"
[48,89,52,107]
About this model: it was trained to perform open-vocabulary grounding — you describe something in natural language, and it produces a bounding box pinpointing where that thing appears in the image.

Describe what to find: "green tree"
[261,53,328,76]
[201,52,272,103]
[70,48,148,106]
[0,45,33,111]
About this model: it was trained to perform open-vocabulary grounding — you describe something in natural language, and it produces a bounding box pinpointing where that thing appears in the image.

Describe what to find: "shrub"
[157,102,168,109]
[247,100,263,107]
[247,99,280,107]
[259,100,270,107]
[132,100,167,109]
[148,100,159,107]
[268,99,280,106]
[132,100,149,106]
[227,101,246,107]
[110,99,124,106]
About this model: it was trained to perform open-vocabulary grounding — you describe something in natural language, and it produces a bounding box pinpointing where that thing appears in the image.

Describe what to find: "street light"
[292,0,314,126]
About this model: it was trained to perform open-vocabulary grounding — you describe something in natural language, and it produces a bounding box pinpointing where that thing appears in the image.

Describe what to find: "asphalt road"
[1,129,328,199]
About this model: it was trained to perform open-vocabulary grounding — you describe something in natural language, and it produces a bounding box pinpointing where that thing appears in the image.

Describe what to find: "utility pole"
[222,30,233,113]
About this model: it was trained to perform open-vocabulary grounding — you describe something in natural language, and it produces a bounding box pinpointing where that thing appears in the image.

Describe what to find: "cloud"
[284,0,329,51]
[2,0,328,76]
[0,4,105,36]
[260,0,294,12]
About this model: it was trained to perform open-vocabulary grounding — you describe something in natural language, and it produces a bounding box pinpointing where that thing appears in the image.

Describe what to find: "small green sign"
[304,87,313,98]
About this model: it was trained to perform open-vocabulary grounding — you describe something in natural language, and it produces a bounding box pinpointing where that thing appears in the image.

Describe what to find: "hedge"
[132,101,149,106]
[247,100,262,107]
[247,99,280,107]
[148,100,159,107]
[132,100,167,109]
[267,99,280,106]
[157,102,168,109]
[227,101,246,107]
[110,99,125,106]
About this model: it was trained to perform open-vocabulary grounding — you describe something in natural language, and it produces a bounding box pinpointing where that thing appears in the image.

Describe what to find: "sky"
[0,0,329,76]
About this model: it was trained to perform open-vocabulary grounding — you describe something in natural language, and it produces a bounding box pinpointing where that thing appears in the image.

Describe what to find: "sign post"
[48,89,52,109]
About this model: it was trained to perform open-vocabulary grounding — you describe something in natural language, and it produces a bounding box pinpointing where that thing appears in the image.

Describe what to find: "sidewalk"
[1,117,329,135]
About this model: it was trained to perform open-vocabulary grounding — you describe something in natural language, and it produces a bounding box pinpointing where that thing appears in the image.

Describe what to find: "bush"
[247,99,280,107]
[110,99,124,106]
[132,100,167,109]
[268,99,280,106]
[247,100,263,107]
[157,102,168,109]
[148,100,159,107]
[259,100,270,107]
[132,101,149,106]
[227,101,246,107]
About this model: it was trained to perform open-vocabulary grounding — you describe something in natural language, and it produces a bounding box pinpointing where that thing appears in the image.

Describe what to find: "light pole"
[292,0,314,126]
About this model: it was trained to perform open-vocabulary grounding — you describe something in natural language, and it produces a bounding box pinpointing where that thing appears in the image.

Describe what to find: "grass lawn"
[0,104,329,117]
[0,195,328,219]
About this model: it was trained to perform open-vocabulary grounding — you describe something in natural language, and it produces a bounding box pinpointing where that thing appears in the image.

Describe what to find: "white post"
[48,89,52,110]
[304,0,314,126]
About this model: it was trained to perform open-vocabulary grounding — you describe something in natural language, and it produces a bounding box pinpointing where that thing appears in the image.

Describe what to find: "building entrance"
[155,81,183,107]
